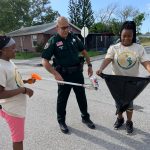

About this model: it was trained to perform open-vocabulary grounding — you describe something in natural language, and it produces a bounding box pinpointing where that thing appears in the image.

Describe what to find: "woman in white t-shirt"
[0,36,34,150]
[96,21,150,134]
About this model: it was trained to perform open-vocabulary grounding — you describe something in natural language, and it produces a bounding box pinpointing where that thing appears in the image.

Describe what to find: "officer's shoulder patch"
[44,42,50,49]
[44,36,55,49]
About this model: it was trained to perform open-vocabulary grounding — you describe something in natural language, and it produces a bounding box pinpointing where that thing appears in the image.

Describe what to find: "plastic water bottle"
[90,76,99,90]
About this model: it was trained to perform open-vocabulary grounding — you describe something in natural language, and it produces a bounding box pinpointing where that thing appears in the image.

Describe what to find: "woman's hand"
[96,69,103,76]
[23,87,34,97]
[27,78,36,84]
[23,79,36,84]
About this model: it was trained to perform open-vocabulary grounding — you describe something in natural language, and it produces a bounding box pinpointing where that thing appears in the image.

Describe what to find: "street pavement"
[1,48,150,150]
[11,53,106,67]
[145,46,150,54]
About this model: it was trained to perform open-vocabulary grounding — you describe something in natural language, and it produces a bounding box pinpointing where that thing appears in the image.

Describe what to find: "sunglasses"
[59,26,69,30]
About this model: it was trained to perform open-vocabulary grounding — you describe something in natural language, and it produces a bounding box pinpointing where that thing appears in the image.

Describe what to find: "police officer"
[42,16,95,134]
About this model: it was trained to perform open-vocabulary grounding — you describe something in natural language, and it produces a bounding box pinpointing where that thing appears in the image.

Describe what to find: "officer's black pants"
[57,71,90,123]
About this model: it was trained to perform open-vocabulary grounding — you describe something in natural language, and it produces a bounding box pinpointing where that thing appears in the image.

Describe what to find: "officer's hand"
[54,72,64,85]
[88,66,93,77]
[54,72,64,81]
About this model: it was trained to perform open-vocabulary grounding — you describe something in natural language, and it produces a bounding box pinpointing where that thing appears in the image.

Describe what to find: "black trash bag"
[99,73,150,114]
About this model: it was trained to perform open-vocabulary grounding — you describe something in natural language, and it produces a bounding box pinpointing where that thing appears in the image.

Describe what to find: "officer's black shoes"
[82,118,95,129]
[114,117,124,129]
[59,122,69,134]
[126,120,133,134]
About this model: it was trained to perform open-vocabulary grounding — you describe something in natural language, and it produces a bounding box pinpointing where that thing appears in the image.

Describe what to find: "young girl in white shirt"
[0,36,34,150]
[96,21,150,134]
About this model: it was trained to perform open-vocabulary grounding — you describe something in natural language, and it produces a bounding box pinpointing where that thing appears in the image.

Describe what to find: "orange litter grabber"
[32,73,42,80]
[31,73,99,90]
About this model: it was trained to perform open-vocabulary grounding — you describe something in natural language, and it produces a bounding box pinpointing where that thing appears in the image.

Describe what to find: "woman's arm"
[96,58,112,75]
[0,85,26,99]
[142,61,150,73]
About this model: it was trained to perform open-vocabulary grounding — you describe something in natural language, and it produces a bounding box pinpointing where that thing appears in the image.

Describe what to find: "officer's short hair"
[56,16,69,26]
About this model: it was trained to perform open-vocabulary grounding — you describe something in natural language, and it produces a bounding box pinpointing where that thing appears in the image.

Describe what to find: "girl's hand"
[27,78,36,84]
[23,87,34,97]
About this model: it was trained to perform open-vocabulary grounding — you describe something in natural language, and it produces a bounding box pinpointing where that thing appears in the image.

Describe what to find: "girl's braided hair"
[0,36,10,56]
[0,36,10,50]
[120,21,136,43]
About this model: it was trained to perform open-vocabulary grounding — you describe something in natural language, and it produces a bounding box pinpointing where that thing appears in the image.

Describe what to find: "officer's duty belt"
[56,65,82,74]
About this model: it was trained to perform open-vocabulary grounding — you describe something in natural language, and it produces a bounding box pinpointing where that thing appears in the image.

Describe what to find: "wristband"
[88,63,92,67]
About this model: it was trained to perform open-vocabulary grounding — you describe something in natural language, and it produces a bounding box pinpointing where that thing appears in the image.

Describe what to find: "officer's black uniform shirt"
[42,33,85,67]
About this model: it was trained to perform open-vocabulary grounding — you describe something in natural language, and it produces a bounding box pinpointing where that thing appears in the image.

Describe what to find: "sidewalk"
[13,54,106,66]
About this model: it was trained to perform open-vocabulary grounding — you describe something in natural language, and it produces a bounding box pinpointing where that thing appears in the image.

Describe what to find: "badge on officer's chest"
[71,38,76,45]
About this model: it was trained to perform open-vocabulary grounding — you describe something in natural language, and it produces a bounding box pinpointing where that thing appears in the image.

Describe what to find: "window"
[32,35,37,47]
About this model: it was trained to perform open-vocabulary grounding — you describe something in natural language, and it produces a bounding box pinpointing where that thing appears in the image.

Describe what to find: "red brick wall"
[13,34,45,52]
[13,35,34,52]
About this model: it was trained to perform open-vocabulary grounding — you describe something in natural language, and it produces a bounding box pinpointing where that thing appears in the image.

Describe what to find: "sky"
[51,0,150,34]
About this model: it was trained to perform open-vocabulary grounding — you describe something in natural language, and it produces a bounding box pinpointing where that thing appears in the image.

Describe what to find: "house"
[6,22,81,52]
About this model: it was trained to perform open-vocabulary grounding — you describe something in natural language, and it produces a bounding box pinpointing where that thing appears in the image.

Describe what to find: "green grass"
[15,52,41,59]
[140,37,150,46]
[15,50,105,59]
[87,50,106,57]
[87,50,100,57]
[141,41,150,46]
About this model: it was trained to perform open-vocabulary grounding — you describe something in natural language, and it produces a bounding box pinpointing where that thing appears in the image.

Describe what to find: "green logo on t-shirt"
[117,51,137,69]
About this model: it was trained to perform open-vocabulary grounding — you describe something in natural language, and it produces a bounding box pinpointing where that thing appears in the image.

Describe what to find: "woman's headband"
[0,36,15,49]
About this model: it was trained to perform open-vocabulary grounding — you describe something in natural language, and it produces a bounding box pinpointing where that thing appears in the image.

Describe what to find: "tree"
[80,0,94,28]
[110,19,122,35]
[116,6,146,34]
[0,0,60,33]
[68,0,94,28]
[0,0,31,33]
[116,6,139,22]
[133,13,145,34]
[90,22,108,33]
[68,0,81,27]
[29,0,60,25]
[95,3,118,24]
[92,4,146,35]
